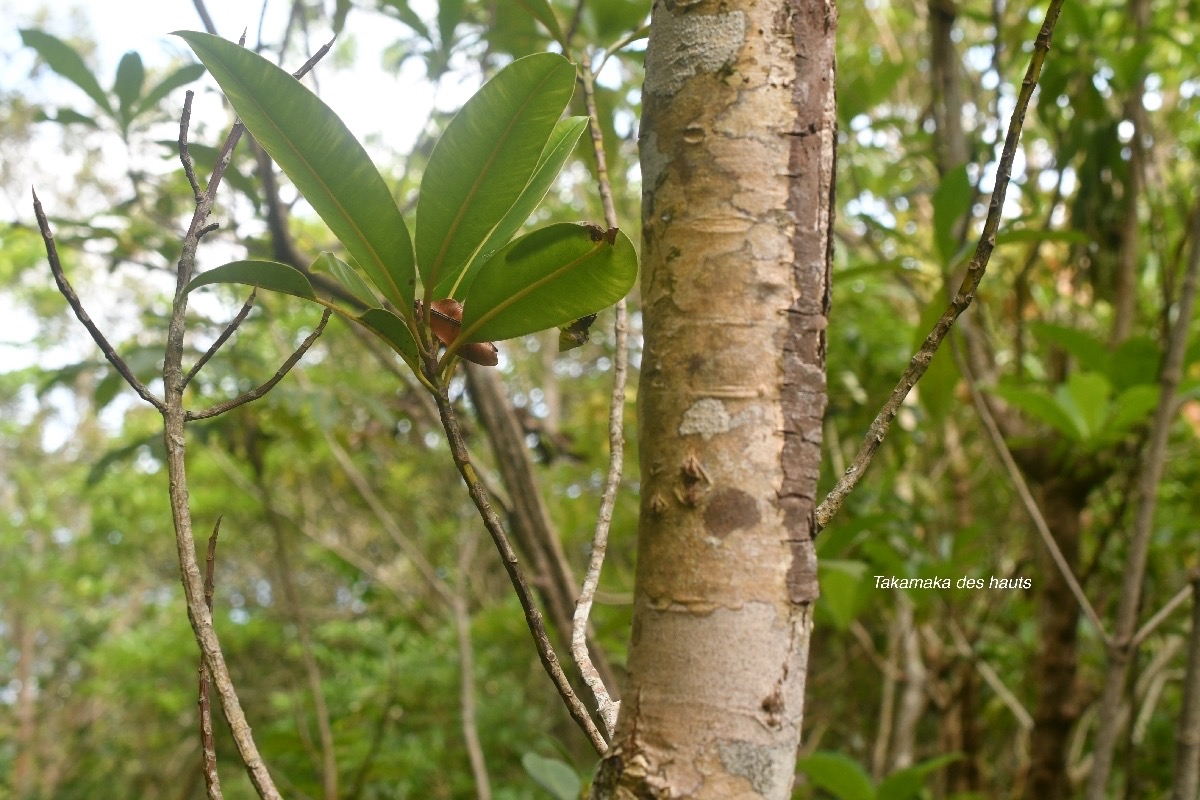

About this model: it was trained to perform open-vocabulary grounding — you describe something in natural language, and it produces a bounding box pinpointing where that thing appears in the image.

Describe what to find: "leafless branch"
[199,519,223,800]
[570,50,625,736]
[33,190,167,414]
[454,528,492,800]
[1087,199,1200,798]
[186,308,331,421]
[815,0,1066,531]
[1171,571,1200,800]
[185,289,257,387]
[431,380,608,754]
[1134,584,1194,650]
[180,92,203,201]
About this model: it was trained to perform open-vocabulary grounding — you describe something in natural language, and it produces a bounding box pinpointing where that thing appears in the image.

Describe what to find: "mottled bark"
[592,0,836,796]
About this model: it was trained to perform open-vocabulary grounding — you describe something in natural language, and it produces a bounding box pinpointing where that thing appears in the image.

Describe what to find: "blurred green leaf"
[521,752,580,800]
[817,560,869,630]
[932,164,971,267]
[1058,371,1111,441]
[1028,322,1109,373]
[135,63,207,119]
[112,51,145,127]
[796,751,876,800]
[877,754,961,800]
[989,384,1084,440]
[511,0,566,45]
[20,28,113,114]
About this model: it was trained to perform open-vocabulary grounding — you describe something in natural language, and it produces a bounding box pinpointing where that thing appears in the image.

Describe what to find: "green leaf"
[135,63,207,119]
[314,252,378,307]
[44,108,99,128]
[521,752,580,800]
[20,29,113,114]
[450,116,589,300]
[418,52,576,298]
[176,31,415,310]
[113,51,145,126]
[1102,384,1160,440]
[459,223,637,344]
[437,0,465,53]
[1058,371,1112,441]
[817,560,869,631]
[1028,322,1109,373]
[379,0,431,40]
[988,384,1084,441]
[796,752,876,800]
[877,754,961,800]
[932,164,972,267]
[356,308,419,367]
[995,228,1088,246]
[511,0,566,45]
[1109,335,1161,390]
[185,259,316,300]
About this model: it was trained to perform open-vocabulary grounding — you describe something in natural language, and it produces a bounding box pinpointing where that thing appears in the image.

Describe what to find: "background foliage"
[2,0,1198,798]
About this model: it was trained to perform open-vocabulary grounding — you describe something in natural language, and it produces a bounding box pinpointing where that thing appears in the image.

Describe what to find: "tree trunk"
[592,0,836,796]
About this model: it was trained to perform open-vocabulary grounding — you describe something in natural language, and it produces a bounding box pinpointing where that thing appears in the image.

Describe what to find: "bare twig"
[454,528,492,800]
[1086,199,1200,799]
[33,190,167,414]
[192,0,219,35]
[570,50,625,736]
[185,289,257,387]
[186,308,331,420]
[1171,571,1200,800]
[156,39,336,800]
[199,518,223,800]
[814,0,1066,531]
[431,380,608,754]
[1133,584,1194,650]
[963,369,1106,639]
[180,92,203,201]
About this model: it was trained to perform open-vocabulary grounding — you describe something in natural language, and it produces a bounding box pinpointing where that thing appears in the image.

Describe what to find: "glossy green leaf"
[459,223,637,343]
[449,116,589,300]
[20,29,113,114]
[176,31,415,310]
[356,308,419,366]
[135,63,207,119]
[418,52,576,296]
[521,752,580,800]
[796,752,876,800]
[185,259,316,300]
[314,252,378,307]
[113,51,145,125]
[932,163,971,267]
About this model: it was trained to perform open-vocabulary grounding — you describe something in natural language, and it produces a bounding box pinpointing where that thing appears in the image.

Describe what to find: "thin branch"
[33,189,167,414]
[964,368,1107,639]
[180,92,203,201]
[814,0,1066,531]
[1171,571,1200,800]
[186,308,331,421]
[431,381,608,754]
[192,0,219,35]
[157,39,335,800]
[454,528,492,800]
[1087,199,1200,798]
[199,518,224,800]
[1133,584,1194,650]
[185,289,257,387]
[570,50,625,737]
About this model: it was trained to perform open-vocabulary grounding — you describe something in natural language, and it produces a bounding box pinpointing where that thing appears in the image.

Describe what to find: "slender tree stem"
[815,0,1066,531]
